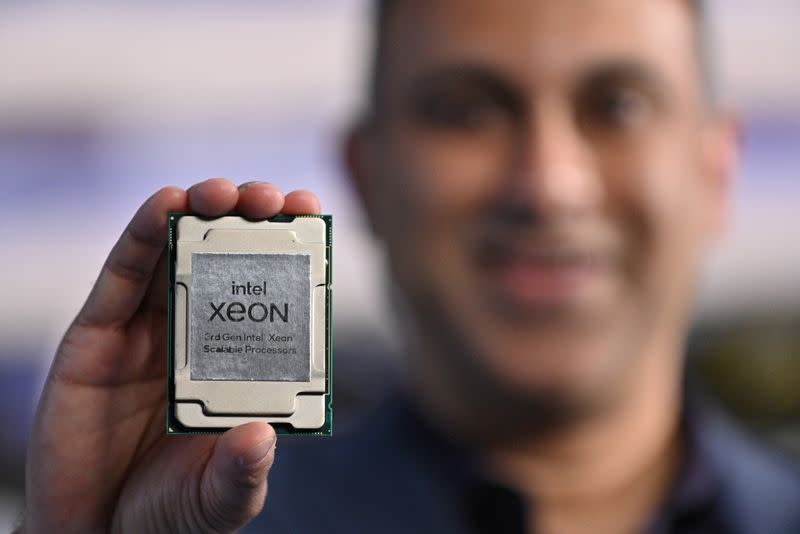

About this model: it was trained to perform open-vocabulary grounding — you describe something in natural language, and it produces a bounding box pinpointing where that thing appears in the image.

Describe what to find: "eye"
[581,87,653,130]
[412,89,505,130]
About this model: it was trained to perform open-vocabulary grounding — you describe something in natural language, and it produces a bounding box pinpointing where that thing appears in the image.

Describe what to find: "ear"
[342,121,383,237]
[701,111,741,242]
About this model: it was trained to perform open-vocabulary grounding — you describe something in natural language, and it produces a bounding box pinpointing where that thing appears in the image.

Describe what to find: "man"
[17,0,800,533]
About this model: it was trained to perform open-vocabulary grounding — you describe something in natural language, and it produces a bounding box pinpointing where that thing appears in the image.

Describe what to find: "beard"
[384,200,669,445]
[393,275,653,446]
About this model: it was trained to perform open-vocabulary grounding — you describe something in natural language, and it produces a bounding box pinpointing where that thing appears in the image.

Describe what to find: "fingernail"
[239,181,270,191]
[238,437,276,469]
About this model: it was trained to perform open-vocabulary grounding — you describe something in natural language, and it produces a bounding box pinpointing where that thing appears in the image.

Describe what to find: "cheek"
[387,125,514,220]
[600,142,680,225]
[598,138,708,295]
[374,127,513,293]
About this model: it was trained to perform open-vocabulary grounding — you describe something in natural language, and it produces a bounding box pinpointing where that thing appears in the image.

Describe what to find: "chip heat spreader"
[167,213,332,436]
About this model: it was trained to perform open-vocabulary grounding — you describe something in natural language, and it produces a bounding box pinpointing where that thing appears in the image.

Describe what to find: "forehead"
[384,0,697,88]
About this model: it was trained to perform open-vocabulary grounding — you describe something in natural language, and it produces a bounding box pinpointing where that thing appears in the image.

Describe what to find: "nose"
[507,103,603,218]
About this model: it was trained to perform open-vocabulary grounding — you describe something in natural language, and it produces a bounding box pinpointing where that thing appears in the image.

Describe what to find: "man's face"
[354,0,732,409]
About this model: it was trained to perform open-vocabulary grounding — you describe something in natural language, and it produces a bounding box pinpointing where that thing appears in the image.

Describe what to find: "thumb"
[198,423,277,533]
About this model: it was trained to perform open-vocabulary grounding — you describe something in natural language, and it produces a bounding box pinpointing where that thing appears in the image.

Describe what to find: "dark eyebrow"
[404,63,524,112]
[576,61,672,104]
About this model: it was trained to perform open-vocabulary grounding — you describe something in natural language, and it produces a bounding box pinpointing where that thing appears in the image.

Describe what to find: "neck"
[484,340,684,534]
[404,295,689,533]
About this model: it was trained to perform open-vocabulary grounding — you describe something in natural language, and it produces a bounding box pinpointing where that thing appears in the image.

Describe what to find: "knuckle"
[155,185,183,198]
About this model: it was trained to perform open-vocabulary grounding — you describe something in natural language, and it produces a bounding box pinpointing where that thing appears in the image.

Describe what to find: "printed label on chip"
[189,253,311,382]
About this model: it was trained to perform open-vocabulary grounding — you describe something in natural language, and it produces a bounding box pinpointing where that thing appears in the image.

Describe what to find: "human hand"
[20,179,321,533]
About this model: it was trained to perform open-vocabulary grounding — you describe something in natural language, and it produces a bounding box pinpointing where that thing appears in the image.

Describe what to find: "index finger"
[76,186,188,328]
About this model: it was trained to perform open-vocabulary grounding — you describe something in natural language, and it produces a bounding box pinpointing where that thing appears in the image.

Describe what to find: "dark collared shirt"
[248,390,800,534]
[346,392,724,534]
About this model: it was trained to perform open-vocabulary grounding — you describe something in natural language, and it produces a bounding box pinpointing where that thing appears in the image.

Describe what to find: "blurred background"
[0,0,797,529]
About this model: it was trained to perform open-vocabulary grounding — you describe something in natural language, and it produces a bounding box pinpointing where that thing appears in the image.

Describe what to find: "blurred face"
[353,0,732,416]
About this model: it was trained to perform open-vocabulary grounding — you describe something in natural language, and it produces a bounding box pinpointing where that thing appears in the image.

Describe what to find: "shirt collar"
[645,388,724,532]
[383,387,724,533]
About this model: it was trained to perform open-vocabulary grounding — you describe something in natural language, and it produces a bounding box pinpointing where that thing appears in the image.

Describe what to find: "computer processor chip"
[167,213,332,435]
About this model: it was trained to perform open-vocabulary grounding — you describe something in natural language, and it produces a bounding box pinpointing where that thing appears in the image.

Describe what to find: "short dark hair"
[366,0,713,117]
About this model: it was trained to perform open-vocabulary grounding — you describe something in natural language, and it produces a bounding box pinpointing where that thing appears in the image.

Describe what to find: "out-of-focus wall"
[0,0,797,529]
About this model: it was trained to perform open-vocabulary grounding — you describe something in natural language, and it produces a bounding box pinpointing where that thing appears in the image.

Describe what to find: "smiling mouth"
[477,242,617,307]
